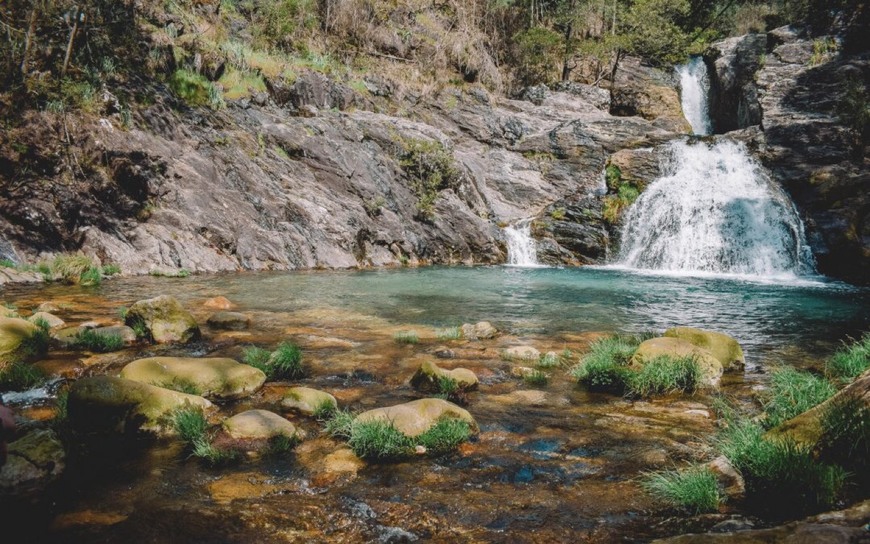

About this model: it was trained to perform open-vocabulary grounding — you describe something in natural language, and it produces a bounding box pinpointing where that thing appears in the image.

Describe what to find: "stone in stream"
[206,311,250,330]
[28,312,65,329]
[0,317,42,369]
[68,376,213,434]
[203,296,235,310]
[409,358,478,392]
[707,455,745,501]
[281,387,338,415]
[124,295,200,343]
[663,327,745,371]
[355,398,478,438]
[460,321,498,340]
[0,429,65,498]
[120,357,266,400]
[502,345,541,362]
[35,302,61,313]
[631,337,724,387]
[222,409,303,441]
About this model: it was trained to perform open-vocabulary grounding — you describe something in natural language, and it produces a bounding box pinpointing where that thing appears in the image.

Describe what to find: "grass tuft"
[268,433,299,455]
[72,329,125,353]
[626,355,701,397]
[825,333,870,383]
[242,343,303,380]
[312,399,337,421]
[172,406,209,444]
[819,395,869,484]
[393,330,420,344]
[323,409,356,439]
[79,266,102,286]
[523,369,550,386]
[436,326,462,341]
[347,420,413,461]
[762,367,835,428]
[434,375,469,405]
[0,362,47,391]
[417,418,472,456]
[642,466,721,514]
[17,320,50,362]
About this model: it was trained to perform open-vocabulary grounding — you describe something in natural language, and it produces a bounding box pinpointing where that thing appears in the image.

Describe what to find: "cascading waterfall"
[615,57,816,278]
[676,56,713,136]
[504,219,541,267]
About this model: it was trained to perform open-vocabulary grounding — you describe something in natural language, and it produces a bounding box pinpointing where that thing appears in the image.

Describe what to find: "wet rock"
[376,525,419,543]
[611,56,691,133]
[502,345,540,362]
[125,295,200,343]
[35,302,61,313]
[355,398,478,437]
[222,409,302,441]
[632,337,723,387]
[706,33,767,133]
[0,429,65,498]
[663,327,745,371]
[281,386,338,415]
[203,296,235,310]
[709,518,755,533]
[0,317,41,368]
[28,312,64,329]
[707,455,745,501]
[68,376,212,434]
[120,357,266,400]
[460,321,498,340]
[206,311,250,330]
[409,358,478,391]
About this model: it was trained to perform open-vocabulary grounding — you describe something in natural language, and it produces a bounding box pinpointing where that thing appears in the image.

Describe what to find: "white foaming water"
[504,219,542,267]
[616,140,816,277]
[676,57,712,136]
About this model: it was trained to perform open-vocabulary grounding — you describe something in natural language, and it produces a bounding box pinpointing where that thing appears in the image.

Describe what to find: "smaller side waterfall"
[504,219,541,267]
[676,57,712,136]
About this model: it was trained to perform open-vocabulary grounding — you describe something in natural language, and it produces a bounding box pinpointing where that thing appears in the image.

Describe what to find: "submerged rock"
[664,327,745,371]
[222,409,303,441]
[0,317,41,368]
[355,398,478,438]
[120,357,266,400]
[35,302,61,313]
[203,296,235,310]
[124,295,200,344]
[409,358,478,391]
[28,312,64,329]
[632,337,723,386]
[281,387,338,415]
[0,429,65,498]
[68,376,212,434]
[502,345,540,362]
[206,311,250,330]
[461,321,498,340]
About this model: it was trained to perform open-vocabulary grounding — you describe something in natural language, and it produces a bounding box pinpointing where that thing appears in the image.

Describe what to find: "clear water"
[676,56,712,135]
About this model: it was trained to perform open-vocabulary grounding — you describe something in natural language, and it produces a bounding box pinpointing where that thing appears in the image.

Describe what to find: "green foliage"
[393,330,420,344]
[243,342,304,380]
[513,26,563,86]
[570,334,641,392]
[809,37,837,66]
[435,375,469,405]
[17,320,50,362]
[244,0,319,50]
[605,164,623,192]
[819,395,869,483]
[536,352,560,369]
[72,329,125,353]
[761,367,835,428]
[170,69,215,107]
[417,419,472,456]
[49,254,97,284]
[79,267,102,286]
[524,369,550,386]
[621,0,695,66]
[348,420,413,461]
[603,182,642,225]
[313,399,337,420]
[172,407,209,444]
[0,362,46,391]
[128,317,149,341]
[826,333,870,382]
[323,409,356,439]
[268,433,299,455]
[190,436,240,466]
[396,138,460,221]
[642,466,721,514]
[101,264,121,276]
[242,346,272,368]
[836,77,870,144]
[626,355,702,397]
[0,259,15,268]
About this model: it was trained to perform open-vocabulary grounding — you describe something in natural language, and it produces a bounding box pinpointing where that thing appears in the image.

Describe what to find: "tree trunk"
[61,8,82,78]
[20,9,38,76]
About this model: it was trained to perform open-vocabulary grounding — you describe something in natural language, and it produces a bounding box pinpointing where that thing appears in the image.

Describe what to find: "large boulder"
[124,295,200,343]
[632,337,724,386]
[355,398,478,438]
[0,429,65,498]
[409,358,478,391]
[663,327,745,371]
[222,409,303,441]
[0,317,41,369]
[68,376,212,434]
[281,387,337,415]
[120,357,266,400]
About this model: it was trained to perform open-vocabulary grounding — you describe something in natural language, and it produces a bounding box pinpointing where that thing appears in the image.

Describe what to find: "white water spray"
[504,219,542,267]
[676,57,712,136]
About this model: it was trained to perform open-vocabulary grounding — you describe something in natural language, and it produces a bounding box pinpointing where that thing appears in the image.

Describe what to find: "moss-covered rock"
[0,429,65,498]
[222,409,303,441]
[409,358,478,391]
[0,317,41,369]
[281,387,337,415]
[632,337,723,386]
[664,327,745,371]
[68,376,212,434]
[124,295,200,344]
[120,357,266,400]
[355,398,478,438]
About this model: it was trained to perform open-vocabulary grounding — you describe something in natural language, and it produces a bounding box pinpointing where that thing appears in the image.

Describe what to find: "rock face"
[409,359,479,391]
[0,429,65,498]
[355,398,478,437]
[125,296,200,343]
[68,376,213,434]
[610,56,691,133]
[0,317,40,369]
[222,409,302,441]
[206,312,250,330]
[632,337,724,386]
[706,33,767,133]
[281,387,337,415]
[120,357,266,400]
[663,327,745,371]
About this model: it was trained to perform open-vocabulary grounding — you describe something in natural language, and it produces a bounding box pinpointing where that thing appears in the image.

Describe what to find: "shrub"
[269,342,304,380]
[0,362,46,391]
[72,329,124,353]
[347,420,413,461]
[417,419,472,456]
[513,26,562,86]
[396,138,460,220]
[393,330,420,344]
[50,254,96,284]
[626,355,702,397]
[825,333,870,382]
[762,367,835,428]
[642,466,721,514]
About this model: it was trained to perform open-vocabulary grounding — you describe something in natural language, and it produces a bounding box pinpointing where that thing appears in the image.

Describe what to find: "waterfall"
[616,140,816,277]
[676,57,712,136]
[504,219,541,267]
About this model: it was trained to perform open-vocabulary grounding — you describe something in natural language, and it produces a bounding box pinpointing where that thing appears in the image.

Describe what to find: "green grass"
[0,258,15,268]
[312,399,337,420]
[190,436,240,465]
[171,407,209,444]
[417,419,472,456]
[169,69,213,107]
[393,330,420,344]
[242,343,303,380]
[157,377,201,395]
[323,409,356,439]
[570,335,641,393]
[825,333,870,382]
[128,317,149,340]
[79,266,102,286]
[819,395,869,483]
[268,434,299,455]
[72,329,125,353]
[347,420,413,461]
[523,369,550,386]
[626,355,702,397]
[434,375,468,405]
[642,466,722,514]
[536,352,560,369]
[242,346,271,367]
[101,263,121,276]
[16,319,50,362]
[436,326,462,341]
[762,367,836,428]
[0,362,47,391]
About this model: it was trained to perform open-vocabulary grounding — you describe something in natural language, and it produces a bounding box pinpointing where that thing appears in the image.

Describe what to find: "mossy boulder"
[460,321,498,340]
[222,409,303,441]
[124,295,200,343]
[355,398,478,438]
[664,327,745,371]
[28,312,64,329]
[632,337,724,386]
[281,387,337,415]
[120,357,266,400]
[0,429,65,498]
[68,376,212,434]
[409,359,478,391]
[0,317,41,369]
[206,311,250,330]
